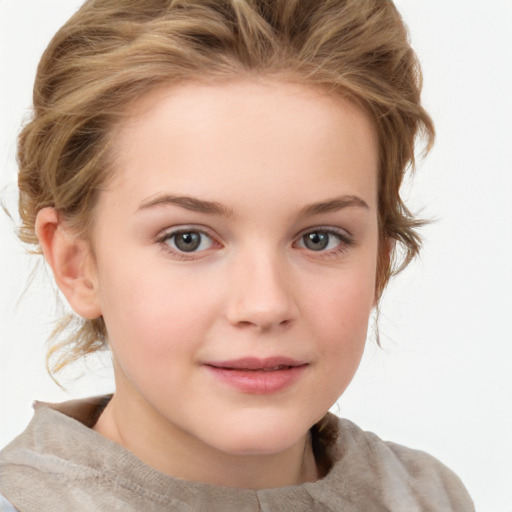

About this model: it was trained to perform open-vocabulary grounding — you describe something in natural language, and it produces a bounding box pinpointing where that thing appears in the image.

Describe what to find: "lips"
[204,357,308,394]
[206,357,305,371]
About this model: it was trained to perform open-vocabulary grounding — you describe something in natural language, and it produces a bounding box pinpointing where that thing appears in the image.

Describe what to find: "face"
[87,80,379,458]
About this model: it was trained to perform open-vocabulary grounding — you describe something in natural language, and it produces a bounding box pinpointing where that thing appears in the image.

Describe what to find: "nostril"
[236,320,255,329]
[233,317,293,332]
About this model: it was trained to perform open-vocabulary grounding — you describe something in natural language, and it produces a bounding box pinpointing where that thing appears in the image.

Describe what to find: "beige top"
[0,396,474,511]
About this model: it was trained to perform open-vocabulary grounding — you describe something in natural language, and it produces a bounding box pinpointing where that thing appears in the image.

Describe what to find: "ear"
[35,207,102,319]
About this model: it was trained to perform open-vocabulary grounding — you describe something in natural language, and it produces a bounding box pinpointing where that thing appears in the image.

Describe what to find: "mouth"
[205,357,307,372]
[203,357,308,394]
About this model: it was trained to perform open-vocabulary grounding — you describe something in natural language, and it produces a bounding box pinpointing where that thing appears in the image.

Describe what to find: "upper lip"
[205,357,307,371]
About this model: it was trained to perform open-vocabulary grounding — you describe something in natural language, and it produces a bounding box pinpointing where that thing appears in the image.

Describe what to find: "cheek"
[291,267,375,423]
[98,269,214,399]
[318,287,372,397]
[309,262,376,336]
[316,289,372,363]
[96,259,221,360]
[304,261,376,378]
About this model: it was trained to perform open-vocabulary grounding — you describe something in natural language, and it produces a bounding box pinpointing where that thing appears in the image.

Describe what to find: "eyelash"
[156,226,354,260]
[157,227,219,261]
[294,228,355,258]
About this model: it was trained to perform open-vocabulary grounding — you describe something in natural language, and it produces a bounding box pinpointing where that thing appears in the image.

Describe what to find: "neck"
[93,391,319,489]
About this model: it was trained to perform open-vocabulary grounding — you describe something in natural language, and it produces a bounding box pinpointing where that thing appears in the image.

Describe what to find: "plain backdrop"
[1,1,511,511]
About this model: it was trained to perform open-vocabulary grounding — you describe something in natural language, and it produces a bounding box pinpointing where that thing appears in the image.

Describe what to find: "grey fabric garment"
[0,396,474,512]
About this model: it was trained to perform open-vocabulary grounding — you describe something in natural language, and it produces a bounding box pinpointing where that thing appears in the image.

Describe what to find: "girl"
[0,0,475,510]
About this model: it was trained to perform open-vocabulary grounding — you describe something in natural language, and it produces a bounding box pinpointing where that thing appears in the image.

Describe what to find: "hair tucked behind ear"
[17,0,433,376]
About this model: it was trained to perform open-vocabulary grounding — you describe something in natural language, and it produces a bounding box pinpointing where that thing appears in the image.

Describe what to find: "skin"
[37,79,380,489]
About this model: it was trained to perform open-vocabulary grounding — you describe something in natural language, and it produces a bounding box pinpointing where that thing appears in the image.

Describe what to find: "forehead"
[105,79,379,212]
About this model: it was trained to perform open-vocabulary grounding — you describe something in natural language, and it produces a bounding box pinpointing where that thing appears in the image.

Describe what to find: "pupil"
[175,232,201,252]
[305,232,329,251]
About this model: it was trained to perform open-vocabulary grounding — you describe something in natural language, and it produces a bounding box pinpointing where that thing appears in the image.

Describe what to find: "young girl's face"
[84,80,379,462]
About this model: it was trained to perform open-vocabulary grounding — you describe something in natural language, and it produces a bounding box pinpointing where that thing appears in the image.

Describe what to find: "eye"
[161,229,214,253]
[296,229,349,252]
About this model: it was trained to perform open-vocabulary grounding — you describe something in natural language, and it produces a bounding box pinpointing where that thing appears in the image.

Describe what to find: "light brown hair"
[16,0,434,374]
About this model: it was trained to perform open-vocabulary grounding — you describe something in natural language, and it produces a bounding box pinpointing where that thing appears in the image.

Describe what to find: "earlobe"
[35,207,102,320]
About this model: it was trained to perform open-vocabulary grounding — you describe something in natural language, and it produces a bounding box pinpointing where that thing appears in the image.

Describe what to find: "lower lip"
[204,365,307,394]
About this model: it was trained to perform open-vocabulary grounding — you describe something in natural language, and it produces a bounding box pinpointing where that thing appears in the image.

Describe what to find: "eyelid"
[156,225,222,259]
[293,226,355,253]
[294,225,353,242]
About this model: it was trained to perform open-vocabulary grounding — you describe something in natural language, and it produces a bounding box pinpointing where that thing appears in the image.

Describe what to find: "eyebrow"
[300,195,370,216]
[138,194,235,217]
[138,193,369,217]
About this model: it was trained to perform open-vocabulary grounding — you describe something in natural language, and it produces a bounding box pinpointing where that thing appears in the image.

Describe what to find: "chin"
[203,415,311,457]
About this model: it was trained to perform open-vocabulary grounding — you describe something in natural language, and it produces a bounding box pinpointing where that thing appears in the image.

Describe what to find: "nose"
[225,248,298,332]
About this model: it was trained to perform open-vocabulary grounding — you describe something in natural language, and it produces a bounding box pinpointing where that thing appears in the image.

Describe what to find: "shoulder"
[336,417,463,484]
[321,416,475,512]
[0,396,114,510]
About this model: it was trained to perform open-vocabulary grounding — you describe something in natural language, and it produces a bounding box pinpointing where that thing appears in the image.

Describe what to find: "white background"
[1,1,511,510]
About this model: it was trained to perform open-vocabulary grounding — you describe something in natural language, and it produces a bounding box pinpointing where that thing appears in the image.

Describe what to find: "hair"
[16,0,434,375]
